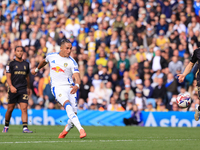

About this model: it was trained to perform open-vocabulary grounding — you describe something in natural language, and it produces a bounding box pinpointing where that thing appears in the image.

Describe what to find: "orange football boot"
[79,129,86,139]
[58,125,68,138]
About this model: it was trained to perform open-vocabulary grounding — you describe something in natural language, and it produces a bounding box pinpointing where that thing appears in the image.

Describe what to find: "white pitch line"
[0,139,198,144]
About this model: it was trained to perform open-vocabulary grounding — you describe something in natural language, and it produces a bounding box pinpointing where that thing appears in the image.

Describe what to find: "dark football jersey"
[6,60,30,91]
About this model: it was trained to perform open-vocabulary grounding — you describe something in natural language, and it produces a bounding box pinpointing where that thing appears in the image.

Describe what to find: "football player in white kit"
[31,39,86,139]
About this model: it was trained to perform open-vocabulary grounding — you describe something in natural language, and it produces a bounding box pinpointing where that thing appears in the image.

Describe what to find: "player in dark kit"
[178,48,200,121]
[2,46,33,133]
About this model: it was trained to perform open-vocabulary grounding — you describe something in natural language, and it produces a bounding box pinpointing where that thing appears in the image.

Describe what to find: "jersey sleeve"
[70,57,79,74]
[190,50,198,63]
[27,63,30,74]
[6,61,12,73]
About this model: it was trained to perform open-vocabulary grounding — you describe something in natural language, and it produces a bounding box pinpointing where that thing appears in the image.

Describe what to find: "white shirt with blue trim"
[45,52,79,87]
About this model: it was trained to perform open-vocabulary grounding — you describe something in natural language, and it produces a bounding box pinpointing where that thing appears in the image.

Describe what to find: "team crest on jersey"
[59,94,62,97]
[64,63,68,67]
[24,66,26,70]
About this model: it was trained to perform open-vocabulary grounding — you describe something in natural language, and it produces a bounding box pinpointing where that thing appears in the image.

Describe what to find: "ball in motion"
[176,93,191,108]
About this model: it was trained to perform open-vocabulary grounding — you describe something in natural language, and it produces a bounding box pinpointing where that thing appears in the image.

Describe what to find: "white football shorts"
[51,85,78,112]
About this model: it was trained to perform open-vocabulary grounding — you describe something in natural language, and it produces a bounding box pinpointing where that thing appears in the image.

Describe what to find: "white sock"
[65,105,83,132]
[65,119,74,132]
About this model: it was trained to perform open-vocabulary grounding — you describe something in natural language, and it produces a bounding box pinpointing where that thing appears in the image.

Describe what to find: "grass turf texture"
[0,125,200,150]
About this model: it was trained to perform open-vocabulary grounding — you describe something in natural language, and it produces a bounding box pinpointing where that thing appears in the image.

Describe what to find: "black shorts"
[8,90,28,104]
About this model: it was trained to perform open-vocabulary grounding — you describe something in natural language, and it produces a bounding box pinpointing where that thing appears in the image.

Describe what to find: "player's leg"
[18,93,33,133]
[58,118,74,138]
[54,86,86,138]
[2,103,15,132]
[194,86,200,121]
[63,100,86,138]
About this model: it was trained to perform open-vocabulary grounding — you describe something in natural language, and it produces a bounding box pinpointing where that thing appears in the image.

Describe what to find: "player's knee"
[63,100,71,109]
[21,107,27,113]
[7,107,14,112]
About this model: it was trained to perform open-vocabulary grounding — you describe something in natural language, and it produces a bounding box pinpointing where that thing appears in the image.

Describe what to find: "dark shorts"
[8,90,28,104]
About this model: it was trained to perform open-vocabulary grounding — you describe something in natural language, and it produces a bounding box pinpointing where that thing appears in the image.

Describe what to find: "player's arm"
[178,50,197,83]
[182,62,194,76]
[6,73,17,93]
[178,62,194,83]
[31,59,48,75]
[70,73,80,94]
[6,62,17,93]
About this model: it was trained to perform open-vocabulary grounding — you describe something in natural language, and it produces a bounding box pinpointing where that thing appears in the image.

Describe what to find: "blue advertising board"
[0,109,200,127]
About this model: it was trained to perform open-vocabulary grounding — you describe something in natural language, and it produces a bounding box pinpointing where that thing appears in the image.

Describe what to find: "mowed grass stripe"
[0,125,200,150]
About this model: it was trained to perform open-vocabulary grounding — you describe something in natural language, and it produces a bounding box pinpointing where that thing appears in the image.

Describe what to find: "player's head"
[60,39,72,57]
[15,46,24,59]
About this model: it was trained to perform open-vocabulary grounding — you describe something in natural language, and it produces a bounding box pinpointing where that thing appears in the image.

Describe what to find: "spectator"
[96,51,108,67]
[107,97,124,111]
[173,18,186,34]
[90,98,101,110]
[145,102,156,112]
[150,48,167,72]
[143,79,154,99]
[107,60,118,75]
[85,66,94,84]
[20,31,30,47]
[117,63,127,80]
[156,30,169,50]
[172,103,179,111]
[188,80,198,100]
[79,76,91,102]
[157,14,168,34]
[119,92,129,110]
[4,2,17,20]
[123,104,143,126]
[31,0,46,12]
[92,74,101,89]
[120,79,135,101]
[188,17,200,33]
[132,88,146,111]
[78,98,88,110]
[158,103,168,112]
[161,1,172,19]
[126,49,137,65]
[87,86,96,106]
[165,73,178,101]
[65,17,80,37]
[94,82,108,104]
[117,52,130,70]
[135,46,146,63]
[129,63,139,81]
[194,0,200,16]
[0,48,9,66]
[153,78,166,100]
[168,56,183,75]
[29,32,40,49]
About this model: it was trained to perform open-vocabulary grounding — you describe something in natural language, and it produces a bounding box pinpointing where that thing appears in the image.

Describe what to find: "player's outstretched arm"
[31,59,48,75]
[70,73,81,94]
[177,62,194,83]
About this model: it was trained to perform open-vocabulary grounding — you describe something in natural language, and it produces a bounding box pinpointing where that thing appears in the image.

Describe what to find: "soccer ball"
[176,93,191,108]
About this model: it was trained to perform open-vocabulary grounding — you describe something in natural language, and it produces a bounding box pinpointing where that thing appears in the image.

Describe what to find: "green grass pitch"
[0,125,200,150]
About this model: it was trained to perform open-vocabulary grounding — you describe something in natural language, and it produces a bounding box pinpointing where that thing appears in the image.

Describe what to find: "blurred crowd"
[0,0,199,112]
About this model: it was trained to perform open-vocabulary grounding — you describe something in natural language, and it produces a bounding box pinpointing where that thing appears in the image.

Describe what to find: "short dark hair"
[61,39,71,46]
[15,46,24,51]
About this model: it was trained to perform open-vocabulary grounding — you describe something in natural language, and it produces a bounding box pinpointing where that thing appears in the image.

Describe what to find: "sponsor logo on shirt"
[51,66,65,73]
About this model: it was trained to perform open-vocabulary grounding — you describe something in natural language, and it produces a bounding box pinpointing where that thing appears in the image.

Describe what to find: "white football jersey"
[45,52,79,87]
